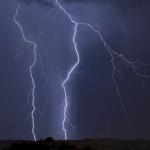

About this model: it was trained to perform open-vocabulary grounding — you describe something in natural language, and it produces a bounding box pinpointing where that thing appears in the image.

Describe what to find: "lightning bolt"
[55,0,150,140]
[55,0,79,140]
[14,3,37,141]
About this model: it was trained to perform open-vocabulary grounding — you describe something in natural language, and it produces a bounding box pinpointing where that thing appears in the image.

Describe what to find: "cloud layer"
[19,0,53,8]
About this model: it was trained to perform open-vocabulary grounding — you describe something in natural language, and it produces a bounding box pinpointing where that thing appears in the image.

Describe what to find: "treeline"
[5,138,150,150]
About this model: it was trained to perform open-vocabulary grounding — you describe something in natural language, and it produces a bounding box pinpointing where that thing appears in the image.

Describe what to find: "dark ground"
[1,138,150,150]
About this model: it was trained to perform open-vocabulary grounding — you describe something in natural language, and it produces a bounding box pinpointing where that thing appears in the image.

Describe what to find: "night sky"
[0,0,150,140]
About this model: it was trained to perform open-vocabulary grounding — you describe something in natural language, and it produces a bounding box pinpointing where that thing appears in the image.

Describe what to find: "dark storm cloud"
[63,0,97,3]
[19,0,53,8]
[63,0,150,15]
[63,0,149,4]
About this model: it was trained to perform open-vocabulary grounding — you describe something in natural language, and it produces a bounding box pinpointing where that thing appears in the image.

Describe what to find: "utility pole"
[105,119,110,138]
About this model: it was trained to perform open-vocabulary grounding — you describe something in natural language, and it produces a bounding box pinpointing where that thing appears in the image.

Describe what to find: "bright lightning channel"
[55,0,149,140]
[14,3,37,141]
[55,0,79,140]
